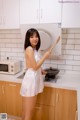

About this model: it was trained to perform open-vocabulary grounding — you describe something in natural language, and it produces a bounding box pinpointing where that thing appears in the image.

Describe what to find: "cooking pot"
[44,67,59,81]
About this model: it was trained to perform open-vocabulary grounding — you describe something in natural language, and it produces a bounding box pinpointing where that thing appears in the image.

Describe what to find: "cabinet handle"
[0,16,2,24]
[75,110,78,120]
[36,9,39,19]
[56,93,59,103]
[35,106,42,110]
[2,85,4,94]
[9,84,17,87]
[40,8,43,18]
[3,16,6,24]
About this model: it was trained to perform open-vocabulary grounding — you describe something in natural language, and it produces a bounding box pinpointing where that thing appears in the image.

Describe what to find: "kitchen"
[0,0,80,120]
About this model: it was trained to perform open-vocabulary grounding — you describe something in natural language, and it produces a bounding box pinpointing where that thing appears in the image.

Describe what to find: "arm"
[26,36,60,71]
[26,47,50,71]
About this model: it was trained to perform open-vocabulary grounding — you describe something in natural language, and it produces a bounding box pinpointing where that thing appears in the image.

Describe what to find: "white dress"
[20,50,44,97]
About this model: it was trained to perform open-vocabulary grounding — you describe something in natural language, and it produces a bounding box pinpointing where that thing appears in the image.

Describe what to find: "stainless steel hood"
[20,23,61,56]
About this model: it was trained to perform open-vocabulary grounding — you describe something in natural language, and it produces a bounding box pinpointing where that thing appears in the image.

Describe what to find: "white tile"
[6,52,18,57]
[75,40,80,44]
[58,65,72,70]
[11,39,22,43]
[62,45,74,50]
[62,34,74,39]
[66,60,80,65]
[75,45,80,50]
[58,55,73,60]
[62,39,67,44]
[1,48,11,52]
[17,53,24,57]
[74,56,80,60]
[1,52,6,56]
[17,43,23,48]
[0,34,6,38]
[67,29,80,33]
[67,34,75,38]
[5,34,17,38]
[16,34,22,39]
[62,29,67,33]
[62,50,66,55]
[0,29,20,33]
[43,63,57,69]
[67,39,75,44]
[6,44,18,48]
[74,34,80,38]
[11,48,23,52]
[0,43,6,47]
[73,66,80,71]
[62,34,68,38]
[65,50,80,55]
[51,60,66,65]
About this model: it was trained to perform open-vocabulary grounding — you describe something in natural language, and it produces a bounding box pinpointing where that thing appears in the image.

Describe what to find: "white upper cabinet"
[0,0,19,29]
[40,0,62,23]
[0,0,3,28]
[20,0,62,24]
[20,0,39,24]
[62,3,80,28]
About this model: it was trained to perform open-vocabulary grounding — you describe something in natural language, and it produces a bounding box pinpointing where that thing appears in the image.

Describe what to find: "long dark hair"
[24,28,41,51]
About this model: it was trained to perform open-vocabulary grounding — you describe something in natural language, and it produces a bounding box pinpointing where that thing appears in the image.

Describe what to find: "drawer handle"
[35,106,42,110]
[9,84,17,87]
[2,86,4,94]
[56,93,59,103]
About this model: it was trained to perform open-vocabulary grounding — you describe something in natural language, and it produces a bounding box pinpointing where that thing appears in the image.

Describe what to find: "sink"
[17,72,25,79]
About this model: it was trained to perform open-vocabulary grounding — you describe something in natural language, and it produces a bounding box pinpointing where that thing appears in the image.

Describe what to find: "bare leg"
[22,95,37,120]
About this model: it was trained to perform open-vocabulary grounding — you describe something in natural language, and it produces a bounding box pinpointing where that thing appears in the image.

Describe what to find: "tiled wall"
[0,29,80,73]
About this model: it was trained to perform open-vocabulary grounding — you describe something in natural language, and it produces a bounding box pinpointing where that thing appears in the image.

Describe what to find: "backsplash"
[0,29,80,73]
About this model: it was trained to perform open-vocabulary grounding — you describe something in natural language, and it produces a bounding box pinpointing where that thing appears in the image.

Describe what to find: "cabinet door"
[2,0,19,29]
[20,0,39,24]
[0,81,6,113]
[5,82,22,117]
[32,104,55,120]
[62,3,80,28]
[55,88,77,120]
[37,87,56,106]
[40,0,62,23]
[0,0,3,28]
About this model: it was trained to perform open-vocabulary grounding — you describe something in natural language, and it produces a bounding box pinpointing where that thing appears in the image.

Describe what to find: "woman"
[20,28,60,120]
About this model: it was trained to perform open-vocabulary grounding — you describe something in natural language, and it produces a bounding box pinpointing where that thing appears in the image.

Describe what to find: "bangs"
[30,31,38,37]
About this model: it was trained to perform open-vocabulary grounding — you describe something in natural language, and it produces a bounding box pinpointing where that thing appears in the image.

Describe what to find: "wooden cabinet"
[62,3,80,28]
[20,0,62,24]
[33,104,55,120]
[0,81,6,113]
[0,81,77,120]
[0,0,19,29]
[0,81,22,117]
[55,88,77,120]
[32,87,77,120]
[32,87,55,120]
[5,82,22,116]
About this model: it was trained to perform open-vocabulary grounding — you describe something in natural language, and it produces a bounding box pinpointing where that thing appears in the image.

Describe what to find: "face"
[29,33,39,48]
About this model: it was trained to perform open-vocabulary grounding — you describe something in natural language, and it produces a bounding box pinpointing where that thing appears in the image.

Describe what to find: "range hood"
[20,23,61,56]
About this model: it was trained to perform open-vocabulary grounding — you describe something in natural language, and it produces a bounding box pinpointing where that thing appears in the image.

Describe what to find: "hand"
[41,70,47,75]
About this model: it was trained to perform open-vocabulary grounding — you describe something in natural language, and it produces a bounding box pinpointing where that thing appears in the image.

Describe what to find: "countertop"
[0,71,80,90]
[0,71,80,120]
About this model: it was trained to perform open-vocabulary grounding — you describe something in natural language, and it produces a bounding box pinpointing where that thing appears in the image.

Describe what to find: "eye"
[30,36,33,38]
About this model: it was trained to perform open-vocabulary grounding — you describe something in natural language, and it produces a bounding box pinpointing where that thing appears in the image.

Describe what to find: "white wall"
[0,29,80,73]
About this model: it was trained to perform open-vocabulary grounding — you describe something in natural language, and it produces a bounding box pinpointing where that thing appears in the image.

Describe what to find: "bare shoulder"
[25,46,34,55]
